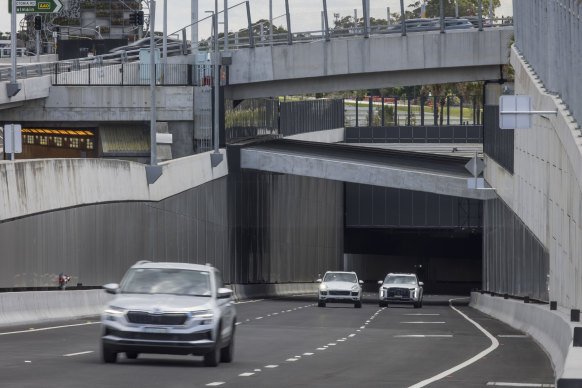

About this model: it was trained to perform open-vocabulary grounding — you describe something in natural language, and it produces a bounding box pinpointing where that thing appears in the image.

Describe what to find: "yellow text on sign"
[39,3,50,8]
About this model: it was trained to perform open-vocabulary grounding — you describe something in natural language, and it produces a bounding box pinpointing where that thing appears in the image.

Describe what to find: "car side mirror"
[103,283,119,294]
[358,280,364,285]
[217,288,233,299]
[316,279,322,283]
[418,282,424,287]
[378,280,383,285]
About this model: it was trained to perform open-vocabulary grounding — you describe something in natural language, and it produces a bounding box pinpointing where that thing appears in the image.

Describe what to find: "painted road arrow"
[9,0,63,13]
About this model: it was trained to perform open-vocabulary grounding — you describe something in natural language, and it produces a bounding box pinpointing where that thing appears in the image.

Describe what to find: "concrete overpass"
[234,139,494,200]
[226,27,513,99]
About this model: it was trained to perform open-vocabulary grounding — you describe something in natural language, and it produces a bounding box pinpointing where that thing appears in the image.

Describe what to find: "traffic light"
[129,12,137,25]
[137,11,144,26]
[34,16,42,31]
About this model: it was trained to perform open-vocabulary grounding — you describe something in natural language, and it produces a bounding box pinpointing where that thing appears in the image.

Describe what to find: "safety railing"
[51,62,214,86]
[347,95,483,128]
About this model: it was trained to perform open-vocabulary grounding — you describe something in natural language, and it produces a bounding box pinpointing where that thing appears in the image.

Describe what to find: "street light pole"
[163,0,167,75]
[210,0,223,167]
[150,0,157,166]
[191,0,198,51]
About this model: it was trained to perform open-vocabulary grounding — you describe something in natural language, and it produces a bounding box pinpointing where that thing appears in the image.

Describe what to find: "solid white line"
[408,298,499,388]
[401,322,446,324]
[63,351,94,357]
[206,383,225,386]
[498,335,529,338]
[0,322,99,336]
[394,335,453,338]
[486,383,554,387]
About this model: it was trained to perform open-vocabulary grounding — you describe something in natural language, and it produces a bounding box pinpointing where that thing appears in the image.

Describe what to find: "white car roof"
[131,261,215,272]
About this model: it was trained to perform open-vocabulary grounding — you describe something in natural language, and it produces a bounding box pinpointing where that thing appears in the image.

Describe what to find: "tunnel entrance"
[345,228,482,295]
[344,183,482,295]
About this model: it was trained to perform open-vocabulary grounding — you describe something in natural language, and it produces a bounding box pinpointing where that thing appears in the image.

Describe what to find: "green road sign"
[8,0,63,14]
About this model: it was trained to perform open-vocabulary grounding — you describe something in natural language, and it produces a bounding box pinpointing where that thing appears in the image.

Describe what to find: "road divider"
[471,292,582,388]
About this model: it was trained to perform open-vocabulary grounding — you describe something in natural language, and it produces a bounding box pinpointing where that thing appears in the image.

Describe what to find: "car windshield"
[323,273,357,283]
[120,268,212,296]
[384,275,417,285]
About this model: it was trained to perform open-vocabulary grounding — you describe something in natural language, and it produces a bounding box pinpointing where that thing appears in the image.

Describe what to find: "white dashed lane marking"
[239,372,255,377]
[63,351,94,357]
[265,365,278,368]
[401,321,446,324]
[405,313,441,316]
[206,383,225,387]
[497,335,529,338]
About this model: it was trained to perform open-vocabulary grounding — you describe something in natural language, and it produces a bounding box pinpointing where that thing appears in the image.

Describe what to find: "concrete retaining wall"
[0,284,317,327]
[0,149,227,221]
[484,46,582,309]
[471,292,582,387]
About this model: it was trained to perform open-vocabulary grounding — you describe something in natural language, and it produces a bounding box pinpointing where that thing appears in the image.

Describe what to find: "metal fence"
[483,198,550,302]
[279,99,344,136]
[226,98,344,141]
[52,62,204,86]
[514,0,582,128]
[346,95,482,128]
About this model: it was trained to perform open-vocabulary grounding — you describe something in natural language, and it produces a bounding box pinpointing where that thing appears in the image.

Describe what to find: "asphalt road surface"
[0,295,554,388]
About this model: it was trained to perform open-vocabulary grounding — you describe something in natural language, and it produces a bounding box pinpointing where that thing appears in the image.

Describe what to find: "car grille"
[107,328,211,342]
[387,288,411,297]
[329,290,351,296]
[127,311,188,325]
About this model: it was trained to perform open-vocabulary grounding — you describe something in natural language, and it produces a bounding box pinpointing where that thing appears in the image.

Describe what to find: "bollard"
[524,296,530,304]
[503,293,508,299]
[550,301,557,310]
[480,290,485,294]
[574,327,582,347]
[571,309,580,322]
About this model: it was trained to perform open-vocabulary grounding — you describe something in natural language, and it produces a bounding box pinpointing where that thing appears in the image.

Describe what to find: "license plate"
[144,327,168,333]
[394,295,402,298]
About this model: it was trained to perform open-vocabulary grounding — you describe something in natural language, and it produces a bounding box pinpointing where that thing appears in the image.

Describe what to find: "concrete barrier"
[471,292,582,387]
[0,283,317,327]
[0,290,114,327]
[230,283,318,301]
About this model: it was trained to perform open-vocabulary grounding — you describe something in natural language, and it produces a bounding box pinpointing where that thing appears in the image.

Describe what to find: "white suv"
[101,261,236,366]
[317,271,363,308]
[378,273,424,308]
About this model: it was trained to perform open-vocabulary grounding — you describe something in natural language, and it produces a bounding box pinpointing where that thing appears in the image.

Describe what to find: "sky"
[0,0,514,40]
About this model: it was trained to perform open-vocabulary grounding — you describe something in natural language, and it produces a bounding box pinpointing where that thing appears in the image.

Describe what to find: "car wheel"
[204,324,222,367]
[354,301,362,308]
[101,343,117,364]
[413,301,421,309]
[220,322,235,363]
[379,301,386,307]
[318,300,326,307]
[125,352,138,360]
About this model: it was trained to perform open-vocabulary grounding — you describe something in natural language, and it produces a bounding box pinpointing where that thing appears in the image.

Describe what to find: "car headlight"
[190,310,214,325]
[104,306,126,315]
[319,284,327,291]
[103,306,126,321]
[351,285,360,292]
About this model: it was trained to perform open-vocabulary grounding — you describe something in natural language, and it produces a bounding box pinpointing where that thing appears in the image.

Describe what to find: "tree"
[417,0,501,18]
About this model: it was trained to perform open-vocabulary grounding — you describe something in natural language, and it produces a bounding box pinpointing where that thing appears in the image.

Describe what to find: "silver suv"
[378,273,424,308]
[317,271,363,308]
[101,261,236,366]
